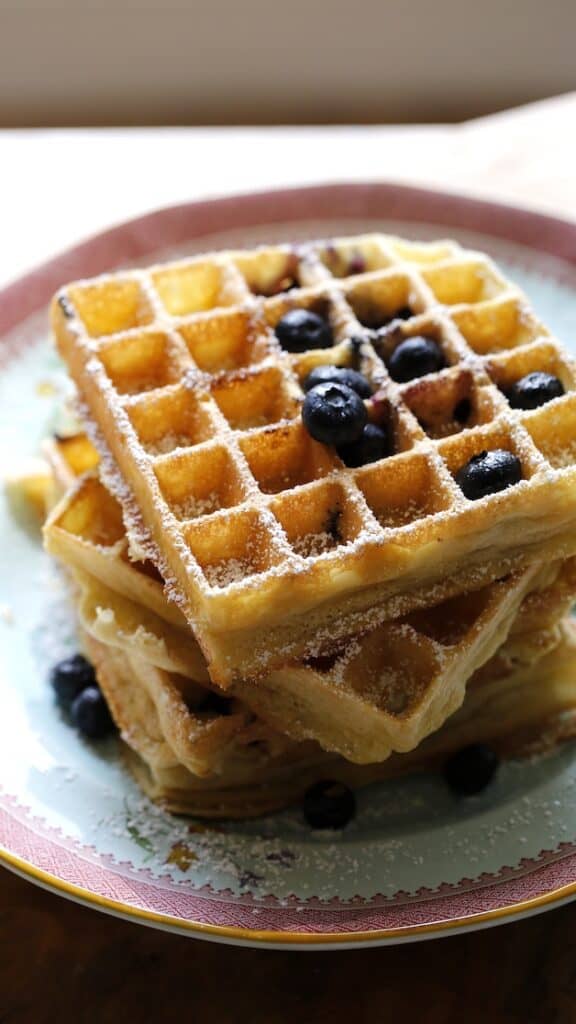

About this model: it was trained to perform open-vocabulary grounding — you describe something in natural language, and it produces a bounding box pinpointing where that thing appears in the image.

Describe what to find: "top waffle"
[51,233,576,684]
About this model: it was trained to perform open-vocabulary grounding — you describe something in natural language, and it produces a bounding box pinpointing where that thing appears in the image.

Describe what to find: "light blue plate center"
[2,220,576,905]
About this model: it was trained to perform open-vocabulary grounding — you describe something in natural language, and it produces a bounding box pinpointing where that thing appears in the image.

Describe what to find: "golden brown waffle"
[82,630,301,781]
[52,233,576,685]
[86,624,576,818]
[44,461,576,762]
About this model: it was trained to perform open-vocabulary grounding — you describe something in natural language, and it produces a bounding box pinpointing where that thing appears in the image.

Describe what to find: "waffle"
[86,624,576,818]
[43,454,576,762]
[51,233,576,685]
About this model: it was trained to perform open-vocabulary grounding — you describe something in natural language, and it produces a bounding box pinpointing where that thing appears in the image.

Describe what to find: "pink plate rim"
[2,181,576,946]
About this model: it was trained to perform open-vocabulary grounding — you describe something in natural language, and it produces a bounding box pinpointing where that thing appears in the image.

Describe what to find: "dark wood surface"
[2,866,576,1023]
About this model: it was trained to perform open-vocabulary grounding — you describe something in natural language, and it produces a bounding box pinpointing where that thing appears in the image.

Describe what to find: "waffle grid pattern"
[45,458,570,762]
[52,234,576,636]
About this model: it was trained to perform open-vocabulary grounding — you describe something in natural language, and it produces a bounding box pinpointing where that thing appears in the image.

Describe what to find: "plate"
[2,183,576,950]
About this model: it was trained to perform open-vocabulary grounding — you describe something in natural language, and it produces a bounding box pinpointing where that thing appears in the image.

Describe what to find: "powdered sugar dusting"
[173,492,220,521]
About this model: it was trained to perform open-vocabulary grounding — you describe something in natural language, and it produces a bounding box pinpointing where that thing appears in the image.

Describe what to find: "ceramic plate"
[2,184,576,949]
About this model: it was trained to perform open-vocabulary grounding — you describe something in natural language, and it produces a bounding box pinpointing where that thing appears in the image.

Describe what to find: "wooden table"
[2,94,576,1021]
[2,867,576,1023]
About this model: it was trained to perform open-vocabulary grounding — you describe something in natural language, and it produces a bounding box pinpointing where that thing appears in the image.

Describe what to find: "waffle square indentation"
[239,421,340,494]
[450,297,548,355]
[343,272,417,329]
[152,260,239,316]
[438,422,537,492]
[387,238,460,266]
[486,340,575,403]
[68,278,154,338]
[56,475,125,548]
[402,369,501,440]
[127,385,217,455]
[315,239,391,279]
[232,248,300,296]
[270,481,366,559]
[98,331,184,396]
[422,259,507,307]
[184,509,284,588]
[178,310,271,373]
[154,444,248,521]
[522,392,576,470]
[262,292,335,343]
[355,452,453,530]
[211,367,300,431]
[336,623,438,715]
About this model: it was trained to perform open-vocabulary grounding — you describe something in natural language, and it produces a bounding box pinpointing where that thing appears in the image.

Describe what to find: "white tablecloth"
[2,92,575,290]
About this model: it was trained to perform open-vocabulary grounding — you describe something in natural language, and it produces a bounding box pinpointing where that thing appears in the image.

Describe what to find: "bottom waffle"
[11,437,576,816]
[86,625,576,818]
[44,463,576,762]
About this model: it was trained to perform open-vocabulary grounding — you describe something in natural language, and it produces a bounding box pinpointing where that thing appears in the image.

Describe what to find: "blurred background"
[1,0,575,288]
[1,0,575,127]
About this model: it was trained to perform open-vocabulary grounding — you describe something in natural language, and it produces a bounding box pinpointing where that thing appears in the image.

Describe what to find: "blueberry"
[71,686,115,739]
[303,364,372,398]
[507,371,564,410]
[49,654,96,709]
[275,309,333,352]
[455,448,522,501]
[303,780,356,829]
[337,423,390,467]
[443,744,499,796]
[388,336,446,383]
[302,382,367,445]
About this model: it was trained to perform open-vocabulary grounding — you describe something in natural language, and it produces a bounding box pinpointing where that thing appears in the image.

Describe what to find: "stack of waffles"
[38,232,576,817]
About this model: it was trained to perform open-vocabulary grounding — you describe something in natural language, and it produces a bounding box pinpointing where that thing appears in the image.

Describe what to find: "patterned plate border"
[2,182,576,947]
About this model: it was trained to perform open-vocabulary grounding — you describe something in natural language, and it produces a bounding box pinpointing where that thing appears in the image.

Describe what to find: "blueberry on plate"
[49,653,96,709]
[302,382,367,446]
[303,780,356,829]
[337,422,390,467]
[443,744,499,796]
[274,308,333,352]
[507,371,564,410]
[71,686,115,740]
[388,336,446,383]
[303,364,372,398]
[455,448,522,501]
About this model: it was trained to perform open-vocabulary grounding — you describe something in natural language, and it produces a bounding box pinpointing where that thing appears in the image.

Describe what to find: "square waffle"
[51,233,576,686]
[43,440,576,762]
[85,623,576,818]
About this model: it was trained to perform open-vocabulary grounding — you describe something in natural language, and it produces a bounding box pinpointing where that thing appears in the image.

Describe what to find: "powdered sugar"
[172,492,220,521]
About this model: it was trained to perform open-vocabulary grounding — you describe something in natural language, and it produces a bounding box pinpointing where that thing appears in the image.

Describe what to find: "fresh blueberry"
[49,654,96,709]
[337,423,390,467]
[443,744,499,796]
[303,780,356,829]
[455,449,522,501]
[71,686,115,740]
[507,371,564,410]
[388,336,446,383]
[274,309,333,352]
[302,382,367,445]
[303,364,372,398]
